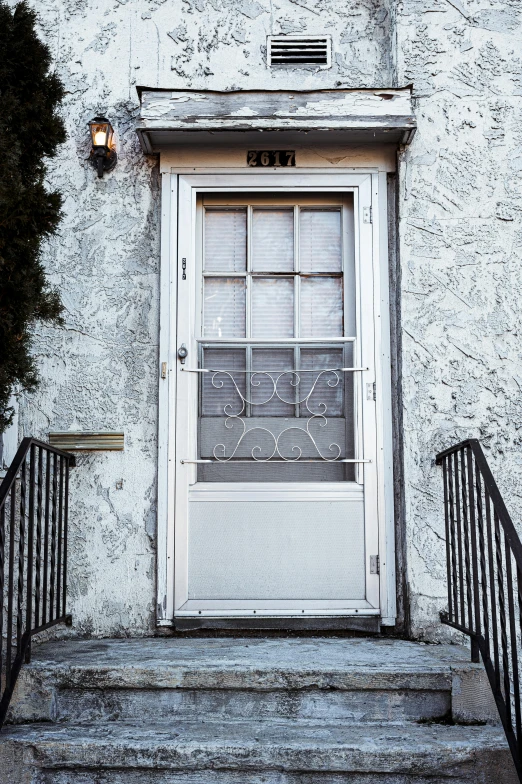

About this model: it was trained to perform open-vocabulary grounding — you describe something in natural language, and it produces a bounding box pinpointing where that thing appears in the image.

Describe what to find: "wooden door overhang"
[135,86,416,154]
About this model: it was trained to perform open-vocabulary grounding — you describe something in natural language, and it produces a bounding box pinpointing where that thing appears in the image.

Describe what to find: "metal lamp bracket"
[89,147,117,178]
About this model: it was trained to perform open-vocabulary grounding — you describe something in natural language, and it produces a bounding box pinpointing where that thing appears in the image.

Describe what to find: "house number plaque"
[247,150,295,167]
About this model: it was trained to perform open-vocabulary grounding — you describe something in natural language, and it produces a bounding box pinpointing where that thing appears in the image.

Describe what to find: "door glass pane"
[252,210,294,272]
[198,195,355,483]
[299,348,344,417]
[300,209,342,273]
[251,348,294,416]
[198,343,354,482]
[252,278,294,338]
[300,277,343,338]
[204,209,247,272]
[300,345,354,479]
[203,278,246,338]
[201,348,246,416]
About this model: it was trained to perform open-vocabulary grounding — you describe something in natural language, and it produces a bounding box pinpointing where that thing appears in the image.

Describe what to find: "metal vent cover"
[267,35,331,69]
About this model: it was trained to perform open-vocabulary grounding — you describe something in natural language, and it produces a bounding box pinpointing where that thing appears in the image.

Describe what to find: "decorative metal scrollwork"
[207,368,344,462]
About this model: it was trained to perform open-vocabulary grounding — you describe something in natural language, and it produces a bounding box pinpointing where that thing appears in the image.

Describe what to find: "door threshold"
[173,615,381,633]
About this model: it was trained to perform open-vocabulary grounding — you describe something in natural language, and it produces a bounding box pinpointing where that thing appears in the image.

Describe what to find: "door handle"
[177,344,188,364]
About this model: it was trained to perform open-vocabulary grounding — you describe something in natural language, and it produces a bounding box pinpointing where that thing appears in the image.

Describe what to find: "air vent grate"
[267,35,331,68]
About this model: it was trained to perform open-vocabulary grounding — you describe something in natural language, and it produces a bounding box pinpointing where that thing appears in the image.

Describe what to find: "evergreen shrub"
[0,0,65,431]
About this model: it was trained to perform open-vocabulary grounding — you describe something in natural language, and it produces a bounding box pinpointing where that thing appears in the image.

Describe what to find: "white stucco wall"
[395,0,522,639]
[11,0,522,638]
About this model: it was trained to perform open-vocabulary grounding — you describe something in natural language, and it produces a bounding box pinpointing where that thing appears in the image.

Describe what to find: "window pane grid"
[200,344,349,419]
[197,342,355,480]
[203,205,344,340]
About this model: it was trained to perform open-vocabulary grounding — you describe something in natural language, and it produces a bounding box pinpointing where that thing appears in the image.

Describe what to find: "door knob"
[177,344,188,364]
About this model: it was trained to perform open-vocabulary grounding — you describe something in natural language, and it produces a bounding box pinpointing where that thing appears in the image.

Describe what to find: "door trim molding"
[156,165,395,627]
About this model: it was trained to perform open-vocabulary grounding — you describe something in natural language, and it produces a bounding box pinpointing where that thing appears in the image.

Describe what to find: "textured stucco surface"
[395,0,522,638]
[9,0,393,638]
[9,0,522,639]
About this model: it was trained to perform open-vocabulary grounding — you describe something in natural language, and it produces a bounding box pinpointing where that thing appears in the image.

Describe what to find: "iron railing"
[0,438,74,728]
[437,438,522,781]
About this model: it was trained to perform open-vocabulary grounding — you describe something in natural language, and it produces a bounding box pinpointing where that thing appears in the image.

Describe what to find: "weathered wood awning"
[136,87,415,153]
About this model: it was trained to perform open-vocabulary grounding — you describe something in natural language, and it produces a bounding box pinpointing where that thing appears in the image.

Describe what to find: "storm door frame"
[156,168,395,627]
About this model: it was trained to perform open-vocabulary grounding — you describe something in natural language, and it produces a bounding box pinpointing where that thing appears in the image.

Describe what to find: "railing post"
[16,458,27,658]
[442,457,453,622]
[62,456,72,620]
[43,450,51,625]
[466,445,482,646]
[56,456,64,619]
[25,445,35,664]
[5,486,16,690]
[454,451,465,628]
[471,637,480,663]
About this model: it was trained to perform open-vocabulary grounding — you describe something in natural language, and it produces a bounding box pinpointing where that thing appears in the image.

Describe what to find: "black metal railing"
[437,438,522,781]
[0,438,74,728]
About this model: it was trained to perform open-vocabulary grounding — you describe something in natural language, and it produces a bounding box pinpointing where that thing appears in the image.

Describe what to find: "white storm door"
[174,179,380,617]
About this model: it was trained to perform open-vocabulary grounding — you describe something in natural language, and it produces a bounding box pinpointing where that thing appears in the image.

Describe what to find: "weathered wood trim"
[136,87,416,151]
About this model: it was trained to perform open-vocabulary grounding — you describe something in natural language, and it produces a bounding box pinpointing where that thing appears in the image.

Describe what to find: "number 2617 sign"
[247,150,295,167]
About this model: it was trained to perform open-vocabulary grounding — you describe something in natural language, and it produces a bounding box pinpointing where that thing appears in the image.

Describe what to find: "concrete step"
[30,776,519,784]
[9,637,496,725]
[0,718,516,784]
[50,684,452,724]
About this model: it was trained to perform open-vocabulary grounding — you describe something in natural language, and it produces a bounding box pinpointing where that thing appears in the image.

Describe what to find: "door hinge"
[363,206,372,224]
[366,382,376,401]
[161,362,167,379]
[370,555,380,575]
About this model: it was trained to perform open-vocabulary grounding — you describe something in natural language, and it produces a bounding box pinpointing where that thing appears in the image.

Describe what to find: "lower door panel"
[187,496,365,602]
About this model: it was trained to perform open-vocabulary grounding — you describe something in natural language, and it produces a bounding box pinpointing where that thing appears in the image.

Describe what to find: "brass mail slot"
[48,432,124,451]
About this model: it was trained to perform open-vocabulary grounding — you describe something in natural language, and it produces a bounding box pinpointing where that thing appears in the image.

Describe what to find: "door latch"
[177,344,188,364]
[370,555,380,575]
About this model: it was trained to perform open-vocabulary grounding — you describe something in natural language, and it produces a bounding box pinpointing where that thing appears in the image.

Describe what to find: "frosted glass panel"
[204,209,247,272]
[300,210,342,273]
[252,278,294,338]
[204,278,246,338]
[252,210,294,272]
[301,277,343,338]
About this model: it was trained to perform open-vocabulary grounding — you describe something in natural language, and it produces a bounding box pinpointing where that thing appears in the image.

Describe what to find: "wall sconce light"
[88,116,117,178]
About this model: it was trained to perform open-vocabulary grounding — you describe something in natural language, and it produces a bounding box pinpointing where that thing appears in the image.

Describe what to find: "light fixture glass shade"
[88,115,117,178]
[93,130,107,146]
[88,116,114,149]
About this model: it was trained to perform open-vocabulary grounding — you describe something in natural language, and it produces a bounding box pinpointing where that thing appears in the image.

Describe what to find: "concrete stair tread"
[22,637,477,690]
[0,718,510,773]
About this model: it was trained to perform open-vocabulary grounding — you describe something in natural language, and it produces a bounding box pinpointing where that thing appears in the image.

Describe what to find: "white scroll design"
[207,369,344,462]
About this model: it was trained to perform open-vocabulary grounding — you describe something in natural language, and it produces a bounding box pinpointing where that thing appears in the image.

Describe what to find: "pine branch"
[0,1,66,431]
